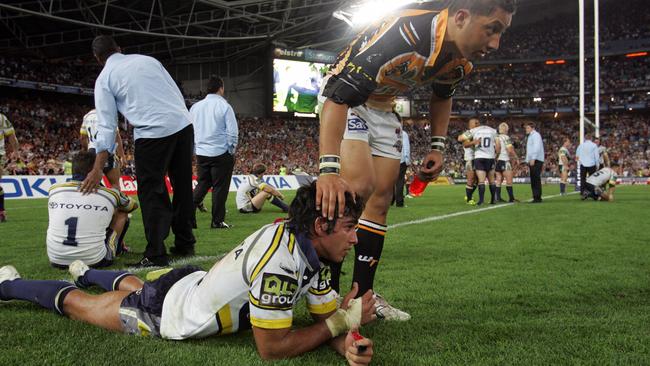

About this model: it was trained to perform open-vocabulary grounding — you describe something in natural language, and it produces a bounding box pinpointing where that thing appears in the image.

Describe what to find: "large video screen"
[273,59,329,114]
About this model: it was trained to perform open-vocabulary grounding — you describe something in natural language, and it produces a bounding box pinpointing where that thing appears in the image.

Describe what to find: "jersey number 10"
[480,137,491,148]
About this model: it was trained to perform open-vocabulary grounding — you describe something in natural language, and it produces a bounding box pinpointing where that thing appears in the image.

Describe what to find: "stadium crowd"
[1,95,648,178]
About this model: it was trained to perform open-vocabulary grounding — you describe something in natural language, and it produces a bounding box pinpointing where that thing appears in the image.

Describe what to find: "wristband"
[324,298,362,337]
[319,155,341,175]
[431,136,447,152]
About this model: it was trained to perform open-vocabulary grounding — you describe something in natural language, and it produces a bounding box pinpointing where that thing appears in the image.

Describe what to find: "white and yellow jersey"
[463,126,498,159]
[159,222,337,340]
[497,134,513,161]
[586,167,617,188]
[236,174,266,209]
[46,182,130,265]
[461,130,474,161]
[80,109,117,154]
[598,146,607,165]
[0,113,16,156]
[558,146,570,166]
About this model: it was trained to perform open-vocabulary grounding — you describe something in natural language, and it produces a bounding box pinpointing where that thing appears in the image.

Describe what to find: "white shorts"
[343,106,402,160]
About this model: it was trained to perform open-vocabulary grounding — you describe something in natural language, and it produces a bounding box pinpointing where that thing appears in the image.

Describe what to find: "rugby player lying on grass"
[0,182,376,365]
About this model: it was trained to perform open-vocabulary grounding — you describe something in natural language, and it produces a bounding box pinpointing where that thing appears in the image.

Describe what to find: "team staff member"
[0,183,375,365]
[0,113,19,223]
[316,0,516,319]
[191,76,239,229]
[576,133,599,195]
[558,137,571,195]
[524,122,544,203]
[81,35,196,267]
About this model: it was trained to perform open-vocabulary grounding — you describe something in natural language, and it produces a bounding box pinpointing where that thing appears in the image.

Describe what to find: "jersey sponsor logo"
[314,267,332,292]
[357,255,379,267]
[49,201,109,212]
[347,115,368,132]
[259,273,298,308]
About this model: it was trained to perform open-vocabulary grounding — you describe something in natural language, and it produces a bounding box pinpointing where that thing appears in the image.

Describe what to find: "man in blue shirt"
[575,133,600,195]
[525,121,544,203]
[80,36,196,267]
[191,76,239,229]
[393,127,411,208]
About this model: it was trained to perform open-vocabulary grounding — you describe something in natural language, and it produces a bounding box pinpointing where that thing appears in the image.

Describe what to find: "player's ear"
[313,217,329,237]
[454,9,470,29]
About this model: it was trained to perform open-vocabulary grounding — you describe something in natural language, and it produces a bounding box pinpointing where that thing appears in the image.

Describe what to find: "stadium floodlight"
[334,0,424,27]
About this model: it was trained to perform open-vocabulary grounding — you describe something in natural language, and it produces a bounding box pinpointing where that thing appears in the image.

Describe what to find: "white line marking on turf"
[389,192,578,230]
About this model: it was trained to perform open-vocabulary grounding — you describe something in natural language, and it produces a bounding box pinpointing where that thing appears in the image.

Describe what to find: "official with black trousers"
[524,122,544,203]
[81,35,196,267]
[575,133,600,194]
[191,76,239,229]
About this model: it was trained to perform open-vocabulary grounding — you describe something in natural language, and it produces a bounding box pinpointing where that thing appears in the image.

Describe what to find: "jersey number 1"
[63,217,79,246]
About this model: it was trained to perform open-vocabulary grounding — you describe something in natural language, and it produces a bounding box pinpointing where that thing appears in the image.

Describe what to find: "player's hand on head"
[345,330,374,366]
[316,174,354,220]
[79,168,103,195]
[419,150,444,182]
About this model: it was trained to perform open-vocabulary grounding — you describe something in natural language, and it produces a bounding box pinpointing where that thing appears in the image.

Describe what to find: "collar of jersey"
[71,174,86,181]
[291,229,321,276]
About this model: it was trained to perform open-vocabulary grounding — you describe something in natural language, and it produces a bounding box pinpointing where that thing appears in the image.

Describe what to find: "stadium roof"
[0,0,579,63]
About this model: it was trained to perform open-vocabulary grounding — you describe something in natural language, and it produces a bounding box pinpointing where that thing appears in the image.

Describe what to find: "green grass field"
[1,184,649,365]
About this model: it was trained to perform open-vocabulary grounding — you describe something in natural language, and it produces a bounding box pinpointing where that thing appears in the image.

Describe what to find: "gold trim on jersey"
[216,305,234,335]
[250,316,292,330]
[250,224,285,282]
[308,286,332,296]
[287,233,296,255]
[307,299,337,315]
[425,9,447,68]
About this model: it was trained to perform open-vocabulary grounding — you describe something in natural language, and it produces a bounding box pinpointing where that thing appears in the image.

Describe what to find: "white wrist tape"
[324,298,362,337]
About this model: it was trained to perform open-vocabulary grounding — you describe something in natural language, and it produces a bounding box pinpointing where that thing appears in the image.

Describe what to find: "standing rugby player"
[316,0,516,319]
[494,123,519,202]
[558,137,571,195]
[80,109,126,189]
[458,118,479,205]
[460,122,500,205]
[0,113,19,223]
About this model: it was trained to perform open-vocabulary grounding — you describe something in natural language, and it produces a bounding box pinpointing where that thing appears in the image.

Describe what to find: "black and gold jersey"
[324,9,472,111]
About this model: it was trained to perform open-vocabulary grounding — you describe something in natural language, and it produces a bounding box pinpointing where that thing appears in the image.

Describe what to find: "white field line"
[389,192,578,230]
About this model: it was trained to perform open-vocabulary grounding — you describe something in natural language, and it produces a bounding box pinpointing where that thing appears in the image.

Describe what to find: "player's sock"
[495,185,502,201]
[0,187,4,210]
[471,184,478,197]
[465,185,474,200]
[489,184,496,204]
[560,183,566,194]
[270,197,289,212]
[477,183,486,203]
[329,261,343,294]
[506,185,515,201]
[352,219,386,296]
[116,218,130,255]
[76,269,133,292]
[0,279,76,315]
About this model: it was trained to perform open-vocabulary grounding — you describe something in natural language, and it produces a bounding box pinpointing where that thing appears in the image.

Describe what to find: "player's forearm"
[319,99,348,156]
[93,151,109,172]
[9,134,19,152]
[254,323,333,360]
[428,96,452,137]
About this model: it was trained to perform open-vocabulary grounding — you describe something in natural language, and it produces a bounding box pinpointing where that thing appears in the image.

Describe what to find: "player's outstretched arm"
[420,95,452,181]
[317,99,354,220]
[8,133,19,160]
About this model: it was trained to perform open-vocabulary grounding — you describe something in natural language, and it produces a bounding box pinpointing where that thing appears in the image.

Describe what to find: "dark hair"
[449,0,517,16]
[92,35,120,63]
[251,163,267,175]
[207,75,224,94]
[524,121,535,128]
[287,181,364,236]
[72,151,96,177]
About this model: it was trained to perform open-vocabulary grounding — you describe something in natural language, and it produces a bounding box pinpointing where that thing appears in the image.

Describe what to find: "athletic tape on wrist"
[324,298,362,337]
[431,136,447,152]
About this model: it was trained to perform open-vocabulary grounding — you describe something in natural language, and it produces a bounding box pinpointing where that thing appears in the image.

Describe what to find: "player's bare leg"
[495,170,505,202]
[251,191,271,210]
[63,290,132,331]
[560,169,569,196]
[106,167,121,191]
[487,169,497,204]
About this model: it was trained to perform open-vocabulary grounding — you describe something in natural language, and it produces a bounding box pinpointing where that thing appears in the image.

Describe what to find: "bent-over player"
[581,164,618,202]
[1,182,375,364]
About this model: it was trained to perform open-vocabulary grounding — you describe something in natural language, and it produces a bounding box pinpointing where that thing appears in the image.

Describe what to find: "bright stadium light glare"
[336,0,421,27]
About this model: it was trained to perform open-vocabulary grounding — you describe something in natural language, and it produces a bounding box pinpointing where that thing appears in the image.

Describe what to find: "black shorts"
[119,265,202,337]
[583,182,602,200]
[495,160,512,173]
[474,158,495,172]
